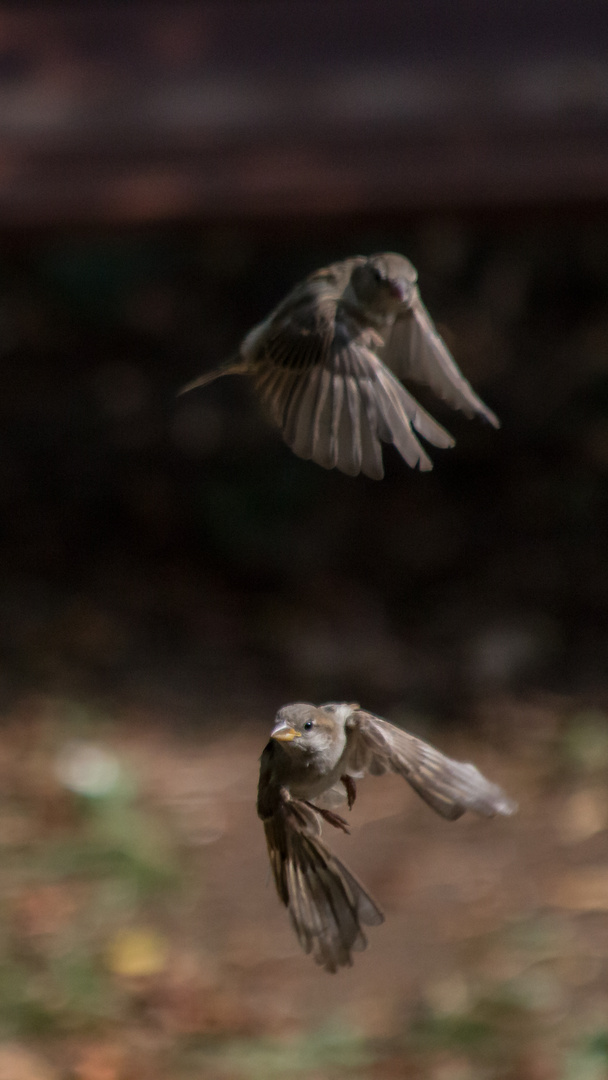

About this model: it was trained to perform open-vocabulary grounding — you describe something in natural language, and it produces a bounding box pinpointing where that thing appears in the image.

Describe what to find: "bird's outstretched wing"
[345,710,516,821]
[380,289,499,427]
[247,289,455,480]
[262,796,384,972]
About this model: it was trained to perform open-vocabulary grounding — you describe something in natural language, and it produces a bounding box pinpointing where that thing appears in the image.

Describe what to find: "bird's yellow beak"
[271,723,302,742]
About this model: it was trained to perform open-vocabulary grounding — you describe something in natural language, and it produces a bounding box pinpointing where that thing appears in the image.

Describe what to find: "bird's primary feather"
[379,291,500,427]
[345,710,517,820]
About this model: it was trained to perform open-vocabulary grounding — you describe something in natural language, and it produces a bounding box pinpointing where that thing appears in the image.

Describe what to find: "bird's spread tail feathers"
[263,799,384,972]
[178,356,247,396]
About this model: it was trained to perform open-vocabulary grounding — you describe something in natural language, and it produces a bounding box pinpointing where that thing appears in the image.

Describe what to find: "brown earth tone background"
[0,4,607,1078]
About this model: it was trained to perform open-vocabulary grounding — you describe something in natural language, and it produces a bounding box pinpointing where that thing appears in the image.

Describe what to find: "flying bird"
[180,253,499,479]
[257,702,516,972]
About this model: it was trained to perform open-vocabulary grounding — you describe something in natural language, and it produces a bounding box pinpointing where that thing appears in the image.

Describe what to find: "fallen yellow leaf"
[105,927,168,977]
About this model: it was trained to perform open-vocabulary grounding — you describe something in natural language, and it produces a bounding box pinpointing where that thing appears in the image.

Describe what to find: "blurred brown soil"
[1,694,607,1078]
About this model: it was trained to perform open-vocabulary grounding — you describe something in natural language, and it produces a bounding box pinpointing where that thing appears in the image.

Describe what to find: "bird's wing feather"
[345,711,516,820]
[380,289,499,427]
[252,306,456,478]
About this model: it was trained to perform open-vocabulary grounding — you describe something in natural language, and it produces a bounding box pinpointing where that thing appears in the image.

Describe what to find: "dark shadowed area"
[0,4,607,1078]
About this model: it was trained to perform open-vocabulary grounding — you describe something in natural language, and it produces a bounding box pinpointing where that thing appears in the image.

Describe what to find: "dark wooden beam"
[0,2,606,223]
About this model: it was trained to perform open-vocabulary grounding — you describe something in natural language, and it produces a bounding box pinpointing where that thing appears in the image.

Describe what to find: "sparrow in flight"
[257,702,516,972]
[180,253,499,479]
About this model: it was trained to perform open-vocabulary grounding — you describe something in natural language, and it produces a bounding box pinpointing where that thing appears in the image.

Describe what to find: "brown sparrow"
[180,253,499,479]
[257,702,516,972]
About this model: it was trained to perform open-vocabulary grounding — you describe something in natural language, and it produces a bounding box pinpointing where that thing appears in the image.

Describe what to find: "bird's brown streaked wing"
[380,289,500,427]
[245,259,355,379]
[346,711,516,820]
[262,797,384,973]
[254,325,455,479]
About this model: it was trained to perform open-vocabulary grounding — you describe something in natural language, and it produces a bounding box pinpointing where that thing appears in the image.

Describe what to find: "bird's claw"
[305,802,350,834]
[341,774,357,810]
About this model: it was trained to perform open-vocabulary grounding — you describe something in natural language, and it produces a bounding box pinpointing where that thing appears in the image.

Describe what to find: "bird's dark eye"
[303,720,314,731]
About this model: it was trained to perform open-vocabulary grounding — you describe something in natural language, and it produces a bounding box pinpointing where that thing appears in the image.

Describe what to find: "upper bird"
[180,253,499,479]
[257,702,516,972]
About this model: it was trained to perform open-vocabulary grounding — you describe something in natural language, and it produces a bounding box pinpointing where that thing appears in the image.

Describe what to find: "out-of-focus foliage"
[0,701,179,1047]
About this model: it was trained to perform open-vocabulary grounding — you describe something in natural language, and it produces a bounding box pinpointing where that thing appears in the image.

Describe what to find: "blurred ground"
[0,692,608,1079]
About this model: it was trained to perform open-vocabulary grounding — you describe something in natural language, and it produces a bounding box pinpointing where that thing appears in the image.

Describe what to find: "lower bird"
[180,253,499,479]
[257,702,516,972]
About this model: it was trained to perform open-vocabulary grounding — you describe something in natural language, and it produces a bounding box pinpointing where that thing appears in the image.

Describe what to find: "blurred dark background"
[0,4,608,1077]
[1,0,607,721]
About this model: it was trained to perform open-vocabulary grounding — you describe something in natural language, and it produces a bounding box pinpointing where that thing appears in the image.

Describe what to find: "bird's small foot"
[341,775,357,810]
[305,802,350,834]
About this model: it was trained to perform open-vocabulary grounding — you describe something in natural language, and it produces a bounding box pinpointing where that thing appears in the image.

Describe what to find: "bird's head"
[270,702,355,760]
[350,253,417,315]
